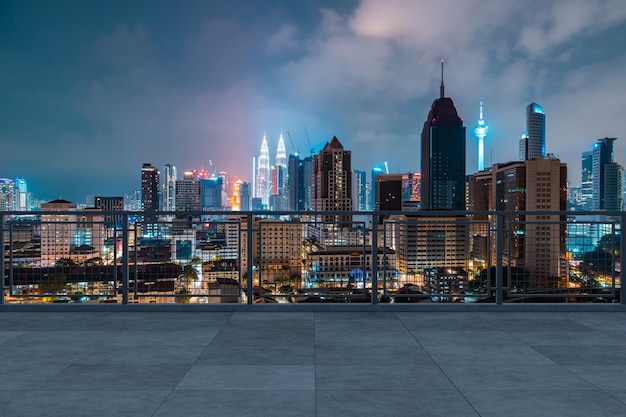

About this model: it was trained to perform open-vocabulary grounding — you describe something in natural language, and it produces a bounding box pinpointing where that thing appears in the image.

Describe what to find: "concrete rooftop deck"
[3,305,626,417]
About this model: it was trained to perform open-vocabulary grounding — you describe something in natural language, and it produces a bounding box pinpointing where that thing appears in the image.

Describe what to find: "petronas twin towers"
[254,131,287,207]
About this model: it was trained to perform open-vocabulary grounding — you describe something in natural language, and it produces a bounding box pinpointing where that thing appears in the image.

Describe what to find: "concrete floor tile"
[530,344,626,365]
[464,389,626,417]
[413,330,518,346]
[197,342,314,365]
[425,344,555,366]
[315,343,435,365]
[176,364,315,390]
[0,365,67,390]
[30,364,190,391]
[315,365,456,391]
[441,364,597,391]
[488,317,594,332]
[231,311,314,321]
[154,390,315,417]
[510,330,619,346]
[565,365,626,390]
[0,390,168,417]
[316,390,479,417]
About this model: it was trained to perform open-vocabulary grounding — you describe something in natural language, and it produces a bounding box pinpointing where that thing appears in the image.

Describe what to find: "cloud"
[265,24,300,54]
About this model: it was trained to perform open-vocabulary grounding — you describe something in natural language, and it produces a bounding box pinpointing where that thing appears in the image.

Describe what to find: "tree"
[39,273,68,303]
[175,265,199,303]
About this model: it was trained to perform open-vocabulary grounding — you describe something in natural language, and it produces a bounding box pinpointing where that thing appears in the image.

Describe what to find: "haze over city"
[2,0,626,203]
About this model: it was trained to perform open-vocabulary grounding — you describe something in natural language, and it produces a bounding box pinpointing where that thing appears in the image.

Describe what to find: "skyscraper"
[141,163,159,213]
[14,178,29,211]
[163,164,177,211]
[288,154,305,211]
[175,171,202,211]
[255,134,271,207]
[474,99,488,171]
[312,136,352,223]
[519,103,546,161]
[352,170,367,211]
[581,151,593,210]
[591,137,622,211]
[420,61,466,210]
[375,174,402,211]
[240,182,251,211]
[370,166,385,211]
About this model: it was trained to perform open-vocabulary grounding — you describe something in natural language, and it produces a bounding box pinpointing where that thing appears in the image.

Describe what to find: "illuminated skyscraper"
[0,178,15,211]
[581,151,593,210]
[163,164,177,211]
[352,170,367,211]
[276,131,287,170]
[312,136,352,223]
[255,134,271,207]
[14,178,29,211]
[141,163,159,213]
[474,99,488,171]
[519,103,546,160]
[371,166,385,211]
[592,137,621,211]
[420,61,466,210]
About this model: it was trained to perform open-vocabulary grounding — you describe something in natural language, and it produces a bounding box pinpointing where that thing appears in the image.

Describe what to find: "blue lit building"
[591,137,621,211]
[370,166,385,210]
[352,170,367,211]
[519,103,546,161]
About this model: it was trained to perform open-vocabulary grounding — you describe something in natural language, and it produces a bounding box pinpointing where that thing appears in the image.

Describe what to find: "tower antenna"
[440,59,445,99]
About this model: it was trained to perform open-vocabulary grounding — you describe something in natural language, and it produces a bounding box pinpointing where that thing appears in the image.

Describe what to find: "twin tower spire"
[254,131,287,206]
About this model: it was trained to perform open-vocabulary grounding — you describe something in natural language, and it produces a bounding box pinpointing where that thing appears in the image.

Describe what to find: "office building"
[94,196,124,229]
[591,137,621,211]
[519,103,546,161]
[375,174,402,211]
[420,61,466,210]
[580,151,593,210]
[352,170,367,211]
[162,164,177,211]
[371,166,385,211]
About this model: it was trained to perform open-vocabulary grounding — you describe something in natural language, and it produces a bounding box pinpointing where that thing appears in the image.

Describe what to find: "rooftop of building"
[3,304,626,417]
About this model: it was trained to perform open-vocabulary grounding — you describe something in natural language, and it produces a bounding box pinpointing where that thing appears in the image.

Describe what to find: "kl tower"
[474,99,488,171]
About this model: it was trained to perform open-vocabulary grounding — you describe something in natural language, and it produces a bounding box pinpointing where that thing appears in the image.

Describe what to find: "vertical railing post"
[121,213,129,304]
[371,214,379,304]
[495,213,503,305]
[246,213,254,304]
[0,213,4,305]
[619,212,626,304]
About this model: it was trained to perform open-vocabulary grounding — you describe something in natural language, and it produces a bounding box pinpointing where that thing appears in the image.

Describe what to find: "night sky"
[2,0,626,204]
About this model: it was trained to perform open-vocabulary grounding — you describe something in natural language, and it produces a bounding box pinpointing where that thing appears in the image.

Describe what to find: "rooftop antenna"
[440,59,445,99]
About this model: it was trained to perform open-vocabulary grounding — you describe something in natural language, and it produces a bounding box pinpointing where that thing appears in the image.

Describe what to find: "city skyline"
[2,0,626,202]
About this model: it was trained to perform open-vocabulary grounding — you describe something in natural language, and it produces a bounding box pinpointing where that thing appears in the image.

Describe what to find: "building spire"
[440,59,445,98]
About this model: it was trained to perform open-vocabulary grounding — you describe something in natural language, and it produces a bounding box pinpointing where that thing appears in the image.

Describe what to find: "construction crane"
[287,131,299,156]
[304,127,314,156]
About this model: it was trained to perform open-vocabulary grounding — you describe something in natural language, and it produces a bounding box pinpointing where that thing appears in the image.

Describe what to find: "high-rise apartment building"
[467,157,568,290]
[591,137,622,211]
[420,61,466,210]
[312,136,352,223]
[288,154,305,211]
[519,103,546,161]
[163,164,177,211]
[141,163,159,213]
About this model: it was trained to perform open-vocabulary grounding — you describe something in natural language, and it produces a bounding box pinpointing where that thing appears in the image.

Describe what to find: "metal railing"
[1,210,624,305]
